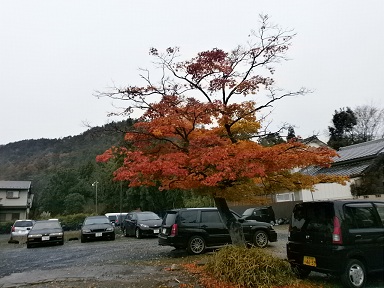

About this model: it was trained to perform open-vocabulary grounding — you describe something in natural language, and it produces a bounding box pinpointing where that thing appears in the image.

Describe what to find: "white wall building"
[275,137,384,203]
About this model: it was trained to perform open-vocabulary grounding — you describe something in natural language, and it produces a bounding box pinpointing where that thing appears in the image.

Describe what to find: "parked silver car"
[10,219,35,242]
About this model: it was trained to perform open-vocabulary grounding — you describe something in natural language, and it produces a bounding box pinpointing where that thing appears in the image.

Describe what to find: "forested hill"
[0,119,134,182]
[0,118,187,216]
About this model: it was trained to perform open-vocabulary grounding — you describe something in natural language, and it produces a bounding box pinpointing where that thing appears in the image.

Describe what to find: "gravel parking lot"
[0,232,200,287]
[0,225,382,288]
[0,226,288,287]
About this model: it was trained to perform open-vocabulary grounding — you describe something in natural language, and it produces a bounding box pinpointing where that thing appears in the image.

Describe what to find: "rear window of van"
[163,211,177,226]
[291,202,334,232]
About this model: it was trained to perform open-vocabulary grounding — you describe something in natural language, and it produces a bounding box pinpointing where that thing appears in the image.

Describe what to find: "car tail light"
[332,216,342,244]
[170,224,178,236]
[11,226,15,232]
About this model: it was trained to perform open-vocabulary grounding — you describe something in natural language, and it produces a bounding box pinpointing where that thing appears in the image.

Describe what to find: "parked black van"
[241,206,276,225]
[159,207,277,254]
[287,200,384,288]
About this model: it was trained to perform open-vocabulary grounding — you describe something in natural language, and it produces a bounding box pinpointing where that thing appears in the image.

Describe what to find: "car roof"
[86,215,108,219]
[14,219,34,222]
[105,212,128,216]
[170,207,217,211]
[166,207,221,212]
[301,200,384,204]
[36,220,57,222]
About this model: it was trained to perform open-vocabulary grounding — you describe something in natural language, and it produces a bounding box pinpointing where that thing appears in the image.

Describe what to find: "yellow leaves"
[151,128,163,137]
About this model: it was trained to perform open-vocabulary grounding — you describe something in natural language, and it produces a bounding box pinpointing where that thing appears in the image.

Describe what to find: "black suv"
[287,200,384,288]
[158,207,277,254]
[241,206,276,225]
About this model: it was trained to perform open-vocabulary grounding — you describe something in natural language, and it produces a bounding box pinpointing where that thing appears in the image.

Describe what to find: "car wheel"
[291,264,311,279]
[253,230,268,248]
[81,235,87,243]
[187,235,206,255]
[135,228,142,239]
[341,259,366,288]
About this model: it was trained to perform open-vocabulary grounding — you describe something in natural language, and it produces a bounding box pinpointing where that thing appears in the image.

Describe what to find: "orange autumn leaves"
[96,95,345,194]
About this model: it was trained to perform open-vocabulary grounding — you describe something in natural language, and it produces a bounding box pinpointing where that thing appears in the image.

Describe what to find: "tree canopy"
[97,15,345,204]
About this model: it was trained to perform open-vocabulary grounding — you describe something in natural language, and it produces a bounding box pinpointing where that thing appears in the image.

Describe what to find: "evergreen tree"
[327,107,358,150]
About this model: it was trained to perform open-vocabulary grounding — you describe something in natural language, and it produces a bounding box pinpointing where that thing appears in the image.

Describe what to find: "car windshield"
[84,217,110,225]
[32,221,61,229]
[14,221,34,227]
[242,208,254,216]
[137,213,160,221]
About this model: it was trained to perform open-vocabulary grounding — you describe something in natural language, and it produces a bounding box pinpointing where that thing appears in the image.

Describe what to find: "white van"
[105,213,128,227]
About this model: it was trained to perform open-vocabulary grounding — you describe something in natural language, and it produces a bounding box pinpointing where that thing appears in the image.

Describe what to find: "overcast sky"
[1,1,383,145]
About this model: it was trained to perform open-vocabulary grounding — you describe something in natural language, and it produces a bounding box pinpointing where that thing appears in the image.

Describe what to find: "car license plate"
[42,236,50,241]
[303,256,316,267]
[95,232,102,237]
[154,229,159,234]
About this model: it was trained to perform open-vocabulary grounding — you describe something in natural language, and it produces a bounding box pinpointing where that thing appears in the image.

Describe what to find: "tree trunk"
[213,196,246,246]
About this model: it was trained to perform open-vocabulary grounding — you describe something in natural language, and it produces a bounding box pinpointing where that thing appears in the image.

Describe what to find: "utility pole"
[92,181,99,214]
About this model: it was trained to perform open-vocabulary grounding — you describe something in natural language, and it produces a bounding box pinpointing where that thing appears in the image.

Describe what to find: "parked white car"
[10,219,35,242]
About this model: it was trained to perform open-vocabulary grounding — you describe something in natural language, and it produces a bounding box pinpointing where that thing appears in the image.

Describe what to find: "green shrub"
[204,245,296,288]
[39,211,51,220]
[0,222,13,234]
[57,213,89,231]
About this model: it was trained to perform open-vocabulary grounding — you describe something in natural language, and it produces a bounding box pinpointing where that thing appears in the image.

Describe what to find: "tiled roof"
[333,138,384,163]
[302,159,374,177]
[0,181,32,190]
[302,138,384,177]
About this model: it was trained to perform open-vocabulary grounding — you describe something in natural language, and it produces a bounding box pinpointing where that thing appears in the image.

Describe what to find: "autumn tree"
[96,15,345,245]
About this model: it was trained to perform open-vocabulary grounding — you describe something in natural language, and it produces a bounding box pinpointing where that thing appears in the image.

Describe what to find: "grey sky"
[1,1,383,145]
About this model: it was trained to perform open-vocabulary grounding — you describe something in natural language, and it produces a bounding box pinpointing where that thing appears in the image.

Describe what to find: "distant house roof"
[302,138,384,178]
[0,181,32,190]
[300,135,328,148]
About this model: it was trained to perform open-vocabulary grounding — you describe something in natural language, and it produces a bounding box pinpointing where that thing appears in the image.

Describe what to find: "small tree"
[287,126,296,141]
[97,15,346,245]
[327,107,357,149]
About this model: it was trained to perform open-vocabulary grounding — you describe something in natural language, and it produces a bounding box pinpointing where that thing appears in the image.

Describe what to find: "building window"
[276,193,292,202]
[6,191,20,199]
[363,195,369,199]
[376,194,382,198]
